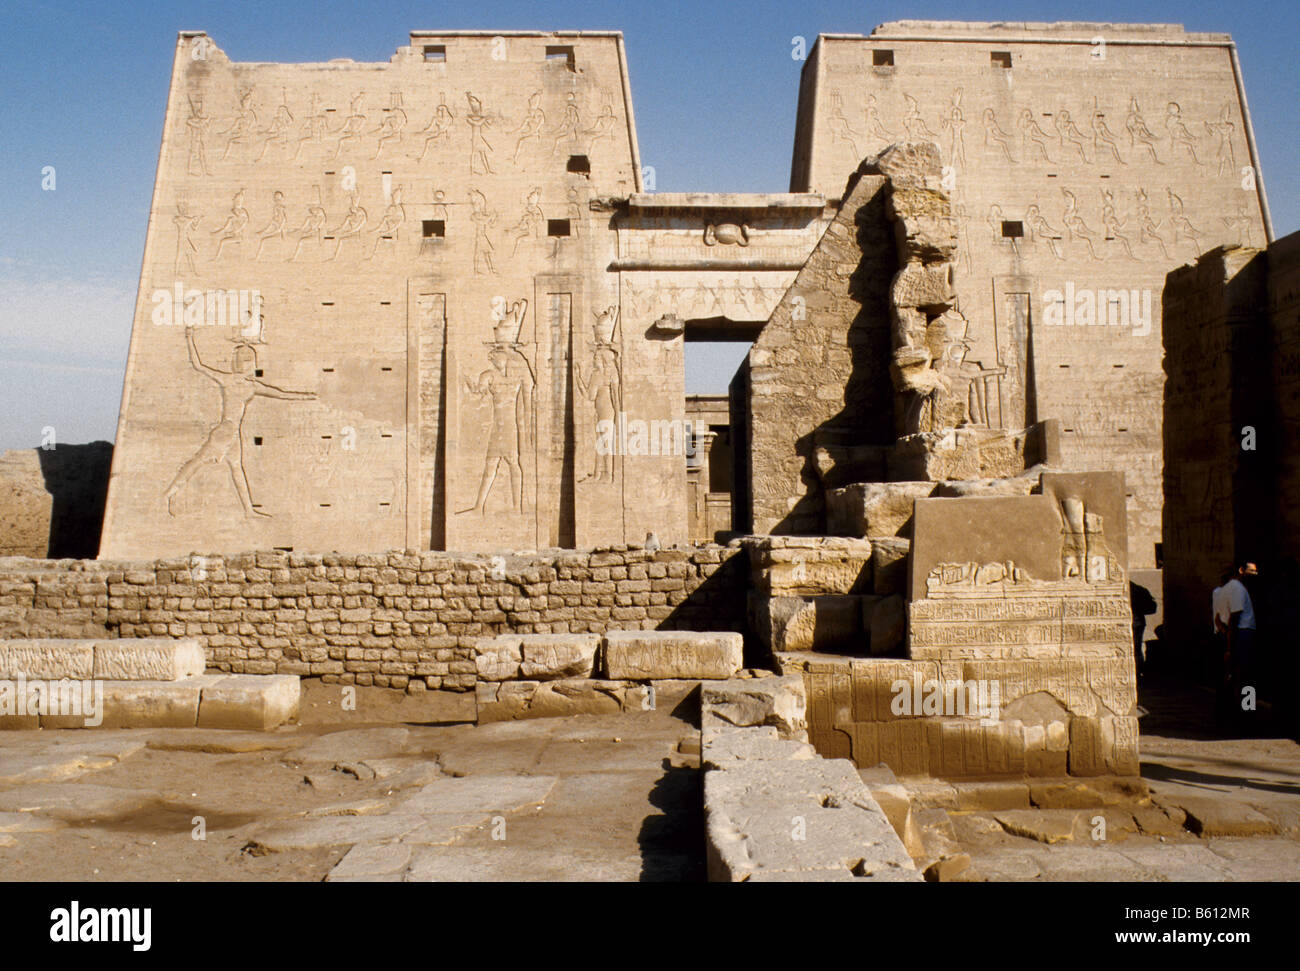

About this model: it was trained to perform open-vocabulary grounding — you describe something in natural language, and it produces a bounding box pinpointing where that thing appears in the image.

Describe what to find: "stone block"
[196,675,300,730]
[473,635,523,682]
[0,640,94,680]
[96,677,212,729]
[519,634,599,680]
[92,638,206,681]
[890,262,955,312]
[744,536,872,596]
[603,630,742,680]
[701,675,807,740]
[702,729,817,769]
[825,481,935,539]
[751,594,864,653]
[871,538,910,595]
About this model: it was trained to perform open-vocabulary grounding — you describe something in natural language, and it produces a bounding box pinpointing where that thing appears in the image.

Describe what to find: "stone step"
[0,638,206,682]
[603,630,743,680]
[0,674,299,731]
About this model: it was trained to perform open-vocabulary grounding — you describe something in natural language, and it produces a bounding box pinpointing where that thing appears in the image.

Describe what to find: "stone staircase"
[0,637,298,730]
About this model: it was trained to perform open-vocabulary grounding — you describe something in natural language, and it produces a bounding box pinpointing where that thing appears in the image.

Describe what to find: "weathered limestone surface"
[744,536,872,596]
[701,675,809,741]
[0,546,746,687]
[92,638,207,681]
[0,451,52,559]
[0,641,94,680]
[603,630,742,680]
[473,633,599,682]
[195,674,300,730]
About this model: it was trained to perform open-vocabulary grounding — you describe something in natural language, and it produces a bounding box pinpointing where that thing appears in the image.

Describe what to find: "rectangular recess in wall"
[991,51,1012,68]
[873,49,894,66]
[423,45,446,62]
[546,45,575,70]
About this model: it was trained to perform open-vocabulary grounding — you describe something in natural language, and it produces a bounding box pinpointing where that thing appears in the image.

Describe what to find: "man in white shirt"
[1223,562,1259,723]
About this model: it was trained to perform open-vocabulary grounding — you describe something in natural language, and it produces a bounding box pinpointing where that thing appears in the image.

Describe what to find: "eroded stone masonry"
[0,21,1284,795]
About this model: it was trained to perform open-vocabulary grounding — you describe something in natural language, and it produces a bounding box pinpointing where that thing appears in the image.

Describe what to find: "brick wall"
[0,546,746,689]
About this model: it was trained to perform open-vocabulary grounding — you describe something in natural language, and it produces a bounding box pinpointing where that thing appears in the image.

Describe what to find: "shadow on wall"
[37,442,113,558]
[774,169,896,535]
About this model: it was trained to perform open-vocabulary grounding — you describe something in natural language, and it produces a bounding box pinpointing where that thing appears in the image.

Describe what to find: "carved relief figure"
[1223,202,1256,248]
[460,299,534,515]
[465,93,494,174]
[469,189,497,274]
[414,91,455,161]
[1100,188,1137,260]
[1165,102,1200,164]
[165,328,316,518]
[173,202,202,274]
[1090,98,1123,164]
[185,95,213,176]
[255,90,294,161]
[828,92,861,160]
[1017,108,1052,162]
[210,189,249,260]
[1125,98,1161,163]
[1055,108,1089,162]
[508,187,545,256]
[221,88,258,160]
[1135,188,1170,259]
[371,91,407,159]
[288,188,326,261]
[982,107,1014,162]
[332,91,367,159]
[367,186,405,259]
[902,94,936,139]
[584,103,618,146]
[551,92,581,153]
[327,192,367,260]
[940,88,966,168]
[253,190,288,259]
[577,306,622,483]
[864,94,895,142]
[1165,188,1201,250]
[512,90,546,162]
[1061,189,1100,260]
[1025,203,1064,260]
[1206,102,1236,177]
[293,93,330,160]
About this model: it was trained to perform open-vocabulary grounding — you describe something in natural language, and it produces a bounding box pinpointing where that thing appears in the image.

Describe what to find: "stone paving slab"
[92,638,206,682]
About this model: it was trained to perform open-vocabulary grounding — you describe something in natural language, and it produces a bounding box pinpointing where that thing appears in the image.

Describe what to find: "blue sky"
[1,0,1295,450]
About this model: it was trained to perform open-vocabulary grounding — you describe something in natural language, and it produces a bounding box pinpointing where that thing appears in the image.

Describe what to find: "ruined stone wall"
[1161,245,1269,649]
[744,170,895,534]
[790,22,1273,568]
[0,546,745,688]
[0,444,112,559]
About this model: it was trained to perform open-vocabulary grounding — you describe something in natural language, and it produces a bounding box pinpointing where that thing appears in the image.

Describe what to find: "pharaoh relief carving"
[1060,189,1101,261]
[210,189,249,260]
[1025,204,1065,260]
[1058,497,1122,583]
[940,88,966,168]
[414,92,456,161]
[469,189,498,274]
[577,306,623,484]
[1134,188,1171,260]
[864,94,895,142]
[1165,188,1202,252]
[173,202,202,274]
[1054,108,1089,163]
[465,93,494,174]
[185,95,213,176]
[1206,102,1236,177]
[512,91,545,162]
[902,94,936,140]
[459,299,535,516]
[1099,188,1138,261]
[165,328,316,519]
